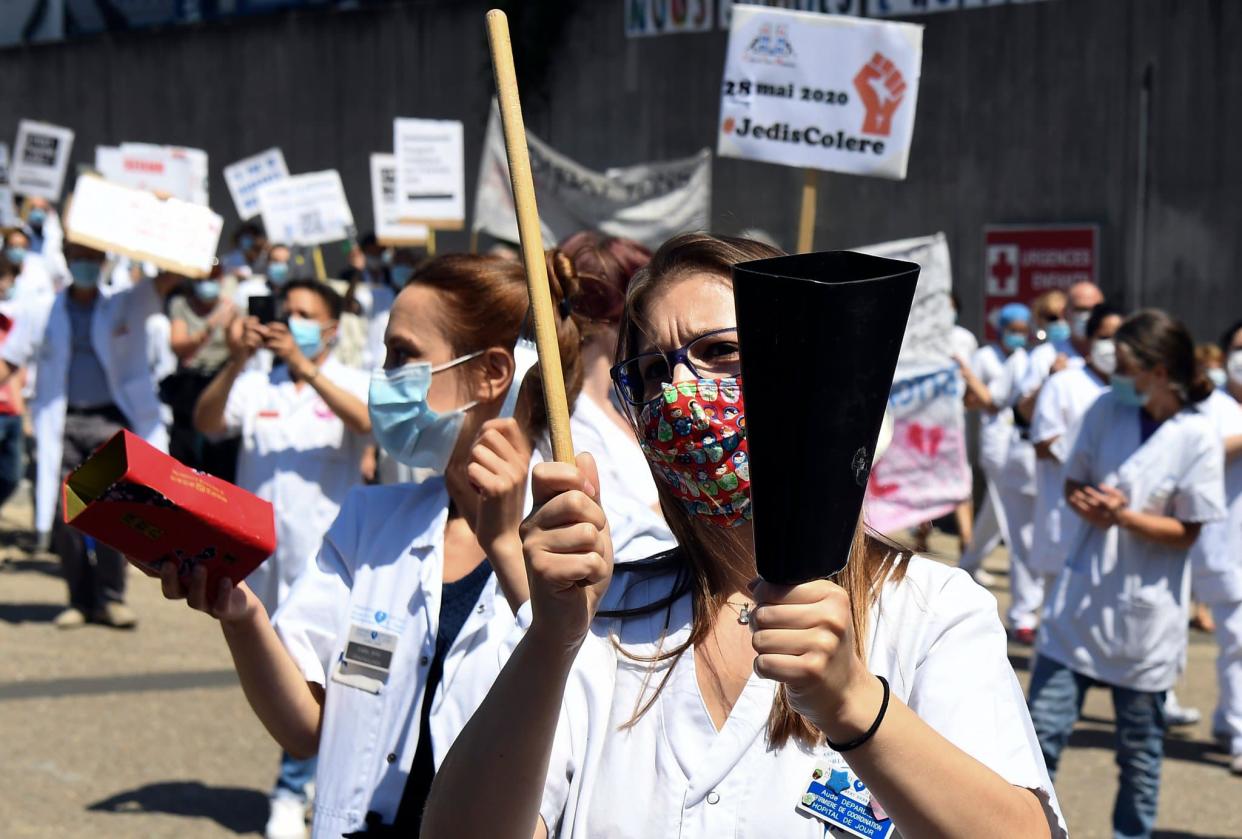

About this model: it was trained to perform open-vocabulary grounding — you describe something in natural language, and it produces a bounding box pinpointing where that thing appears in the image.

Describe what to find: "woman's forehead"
[389,285,450,346]
[634,272,735,342]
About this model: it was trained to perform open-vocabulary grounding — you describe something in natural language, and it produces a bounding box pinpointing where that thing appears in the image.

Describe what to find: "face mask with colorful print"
[637,377,750,527]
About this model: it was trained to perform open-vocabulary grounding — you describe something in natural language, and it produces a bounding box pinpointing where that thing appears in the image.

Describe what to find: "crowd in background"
[0,194,1239,839]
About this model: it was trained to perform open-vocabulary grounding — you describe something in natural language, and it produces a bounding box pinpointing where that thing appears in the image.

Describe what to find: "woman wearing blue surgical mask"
[1030,309,1226,837]
[424,234,1065,839]
[162,255,597,838]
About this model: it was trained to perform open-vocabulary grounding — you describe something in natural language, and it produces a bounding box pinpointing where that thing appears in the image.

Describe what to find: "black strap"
[825,676,890,753]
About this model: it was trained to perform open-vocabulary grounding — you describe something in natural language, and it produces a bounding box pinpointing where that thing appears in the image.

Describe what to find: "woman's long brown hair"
[604,232,908,749]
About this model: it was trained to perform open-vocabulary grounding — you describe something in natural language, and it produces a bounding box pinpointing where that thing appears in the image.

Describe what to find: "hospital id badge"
[797,752,894,839]
[330,623,399,694]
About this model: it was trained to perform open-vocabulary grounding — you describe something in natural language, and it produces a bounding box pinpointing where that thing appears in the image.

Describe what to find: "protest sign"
[64,174,223,277]
[473,102,712,249]
[717,1,862,29]
[983,225,1098,341]
[370,153,429,246]
[93,143,206,203]
[168,145,210,206]
[393,118,465,229]
[717,8,922,180]
[10,120,75,200]
[0,142,9,185]
[257,170,355,247]
[223,148,289,220]
[856,233,970,534]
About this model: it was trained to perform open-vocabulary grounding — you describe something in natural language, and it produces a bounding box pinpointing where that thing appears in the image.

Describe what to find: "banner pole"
[468,228,479,255]
[796,168,818,254]
[311,245,327,281]
[426,229,437,258]
[486,8,574,464]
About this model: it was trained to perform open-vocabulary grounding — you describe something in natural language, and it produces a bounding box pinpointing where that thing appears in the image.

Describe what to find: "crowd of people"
[1,192,1238,839]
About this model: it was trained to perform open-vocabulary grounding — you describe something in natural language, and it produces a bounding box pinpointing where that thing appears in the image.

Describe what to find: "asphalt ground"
[1,492,1238,838]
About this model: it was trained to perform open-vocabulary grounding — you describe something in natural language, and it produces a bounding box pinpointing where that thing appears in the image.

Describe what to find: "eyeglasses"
[611,327,741,407]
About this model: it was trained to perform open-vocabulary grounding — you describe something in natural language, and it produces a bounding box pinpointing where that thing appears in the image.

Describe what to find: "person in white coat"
[1029,309,1225,839]
[193,278,370,838]
[957,302,1040,637]
[1018,281,1104,423]
[1189,320,1242,775]
[423,234,1066,839]
[0,242,167,628]
[1026,304,1122,634]
[161,254,593,838]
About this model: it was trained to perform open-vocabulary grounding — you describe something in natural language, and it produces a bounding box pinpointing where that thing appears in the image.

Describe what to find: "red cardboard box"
[62,430,275,592]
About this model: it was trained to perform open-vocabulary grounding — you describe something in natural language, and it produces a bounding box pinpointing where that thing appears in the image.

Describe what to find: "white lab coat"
[1028,365,1109,577]
[273,480,519,839]
[972,344,1034,490]
[485,557,1066,839]
[1,277,168,536]
[13,252,60,315]
[223,355,370,615]
[1189,389,1242,605]
[951,324,978,362]
[1020,339,1083,398]
[1039,394,1226,692]
[569,395,676,561]
[350,280,396,372]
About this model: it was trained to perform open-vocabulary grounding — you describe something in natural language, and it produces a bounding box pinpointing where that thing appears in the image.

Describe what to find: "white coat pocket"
[1115,591,1177,662]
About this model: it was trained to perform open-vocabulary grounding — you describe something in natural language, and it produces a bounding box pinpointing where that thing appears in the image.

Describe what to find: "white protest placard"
[223,148,290,220]
[370,154,429,246]
[10,120,75,200]
[0,143,9,185]
[717,8,922,179]
[393,118,465,229]
[257,170,355,246]
[64,174,223,278]
[92,143,207,204]
[473,102,712,248]
[169,145,210,206]
[857,233,969,534]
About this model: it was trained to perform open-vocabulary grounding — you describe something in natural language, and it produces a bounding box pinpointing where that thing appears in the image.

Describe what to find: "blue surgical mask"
[239,234,256,251]
[1001,332,1027,351]
[368,351,483,473]
[4,247,26,265]
[1045,321,1071,344]
[197,280,221,301]
[26,209,46,228]
[288,316,324,359]
[267,262,290,285]
[69,260,101,289]
[1111,374,1150,408]
[391,264,415,288]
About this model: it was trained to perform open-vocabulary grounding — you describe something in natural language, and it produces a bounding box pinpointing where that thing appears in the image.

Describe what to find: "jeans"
[274,750,317,801]
[0,413,24,509]
[1027,655,1166,839]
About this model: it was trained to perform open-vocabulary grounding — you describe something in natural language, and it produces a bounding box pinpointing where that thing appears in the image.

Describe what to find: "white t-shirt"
[971,344,1034,491]
[1040,394,1226,691]
[1189,389,1242,604]
[503,557,1066,838]
[224,355,370,614]
[1027,365,1108,576]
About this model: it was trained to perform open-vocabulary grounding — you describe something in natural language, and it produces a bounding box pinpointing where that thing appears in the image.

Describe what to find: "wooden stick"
[796,168,818,253]
[426,228,437,258]
[486,8,575,464]
[311,245,327,281]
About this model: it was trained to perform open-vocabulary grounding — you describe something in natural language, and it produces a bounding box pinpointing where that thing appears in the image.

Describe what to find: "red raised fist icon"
[853,52,906,137]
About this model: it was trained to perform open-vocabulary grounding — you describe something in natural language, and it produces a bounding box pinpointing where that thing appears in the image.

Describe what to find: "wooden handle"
[796,168,818,253]
[486,9,575,464]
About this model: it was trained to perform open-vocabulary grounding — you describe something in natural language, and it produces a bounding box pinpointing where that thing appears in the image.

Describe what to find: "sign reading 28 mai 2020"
[717,7,923,180]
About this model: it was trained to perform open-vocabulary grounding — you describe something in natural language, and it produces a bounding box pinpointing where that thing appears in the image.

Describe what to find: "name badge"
[796,753,894,839]
[329,623,400,695]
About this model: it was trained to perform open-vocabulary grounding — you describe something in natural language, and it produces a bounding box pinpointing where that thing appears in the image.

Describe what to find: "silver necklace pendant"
[736,603,751,625]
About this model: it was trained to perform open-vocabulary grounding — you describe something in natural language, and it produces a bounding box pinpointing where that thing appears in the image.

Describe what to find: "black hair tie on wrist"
[826,675,890,753]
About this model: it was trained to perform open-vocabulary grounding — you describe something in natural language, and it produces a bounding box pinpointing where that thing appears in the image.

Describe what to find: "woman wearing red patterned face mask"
[423,234,1065,839]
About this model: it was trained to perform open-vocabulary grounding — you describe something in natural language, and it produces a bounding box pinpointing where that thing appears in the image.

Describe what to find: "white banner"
[63,174,223,278]
[857,233,970,534]
[718,1,862,29]
[223,148,289,221]
[626,0,716,37]
[257,170,355,247]
[393,118,465,228]
[93,143,207,204]
[474,102,712,249]
[370,153,429,247]
[10,120,74,200]
[717,7,922,179]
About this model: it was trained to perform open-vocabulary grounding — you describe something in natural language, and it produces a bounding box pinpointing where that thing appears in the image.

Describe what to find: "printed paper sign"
[717,7,922,179]
[10,120,75,200]
[223,148,290,220]
[370,154,429,246]
[393,118,465,228]
[257,170,355,247]
[473,102,711,248]
[856,233,970,534]
[64,174,223,277]
[982,225,1099,341]
[93,143,205,203]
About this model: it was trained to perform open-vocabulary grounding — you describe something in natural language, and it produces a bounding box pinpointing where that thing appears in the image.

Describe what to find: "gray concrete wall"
[2,0,1240,340]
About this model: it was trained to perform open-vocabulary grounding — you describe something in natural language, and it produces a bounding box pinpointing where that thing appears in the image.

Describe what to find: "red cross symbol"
[987,246,1019,296]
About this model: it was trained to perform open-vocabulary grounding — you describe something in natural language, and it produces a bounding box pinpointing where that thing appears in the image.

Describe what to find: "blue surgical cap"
[999,302,1031,329]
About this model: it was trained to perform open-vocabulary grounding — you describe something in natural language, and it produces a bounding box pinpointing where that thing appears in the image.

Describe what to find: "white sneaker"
[1231,753,1242,776]
[265,795,308,839]
[1163,693,1201,727]
[971,567,997,587]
